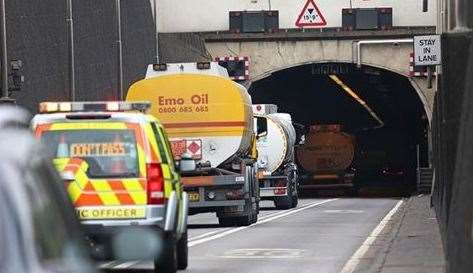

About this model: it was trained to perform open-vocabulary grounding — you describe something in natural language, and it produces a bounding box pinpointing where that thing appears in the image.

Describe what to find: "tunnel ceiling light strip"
[328,74,384,129]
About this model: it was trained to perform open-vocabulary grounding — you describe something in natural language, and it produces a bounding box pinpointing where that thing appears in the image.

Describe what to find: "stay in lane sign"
[414,35,442,66]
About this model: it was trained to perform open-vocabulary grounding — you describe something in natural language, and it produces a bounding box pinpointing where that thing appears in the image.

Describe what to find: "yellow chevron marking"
[89,179,120,206]
[67,183,82,204]
[144,125,161,162]
[162,164,171,179]
[137,145,147,176]
[122,179,146,205]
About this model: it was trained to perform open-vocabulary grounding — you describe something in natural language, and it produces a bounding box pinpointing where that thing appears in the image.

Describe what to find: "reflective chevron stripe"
[54,157,147,206]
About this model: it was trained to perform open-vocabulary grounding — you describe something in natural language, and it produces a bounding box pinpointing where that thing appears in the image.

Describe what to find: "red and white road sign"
[295,0,327,28]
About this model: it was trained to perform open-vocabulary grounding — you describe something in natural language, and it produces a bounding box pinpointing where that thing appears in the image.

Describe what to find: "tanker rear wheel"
[291,194,299,208]
[274,176,298,210]
[219,164,258,226]
[274,186,294,210]
[274,197,292,210]
[290,176,299,208]
[218,216,240,227]
[344,185,359,197]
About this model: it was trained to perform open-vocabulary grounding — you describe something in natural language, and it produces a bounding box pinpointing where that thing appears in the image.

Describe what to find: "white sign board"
[414,35,442,66]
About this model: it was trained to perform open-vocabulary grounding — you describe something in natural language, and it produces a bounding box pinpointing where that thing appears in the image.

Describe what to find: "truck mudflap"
[259,175,290,198]
[181,173,247,208]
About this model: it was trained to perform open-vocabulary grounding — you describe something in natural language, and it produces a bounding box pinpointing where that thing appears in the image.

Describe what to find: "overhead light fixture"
[329,74,384,129]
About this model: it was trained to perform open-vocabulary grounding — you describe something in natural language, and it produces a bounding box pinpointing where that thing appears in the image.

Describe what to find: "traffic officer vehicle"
[32,101,189,273]
[0,105,97,273]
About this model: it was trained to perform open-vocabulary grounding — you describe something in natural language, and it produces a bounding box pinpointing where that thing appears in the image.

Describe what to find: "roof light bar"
[153,63,168,71]
[196,62,211,70]
[106,102,120,111]
[58,102,72,112]
[39,101,151,114]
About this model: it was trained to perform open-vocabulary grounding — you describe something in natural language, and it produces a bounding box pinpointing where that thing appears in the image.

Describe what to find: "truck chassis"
[181,161,259,226]
[259,163,298,209]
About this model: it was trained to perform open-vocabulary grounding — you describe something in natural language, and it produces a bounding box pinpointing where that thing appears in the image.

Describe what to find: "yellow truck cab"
[32,101,188,273]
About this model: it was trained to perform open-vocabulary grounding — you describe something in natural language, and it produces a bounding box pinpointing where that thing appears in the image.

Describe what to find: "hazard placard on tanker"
[170,140,187,159]
[170,139,202,160]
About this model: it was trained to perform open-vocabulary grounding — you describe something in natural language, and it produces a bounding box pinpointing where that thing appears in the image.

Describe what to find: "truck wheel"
[251,211,258,224]
[290,181,299,208]
[251,201,259,223]
[177,231,188,270]
[218,216,240,227]
[218,217,232,227]
[236,214,252,226]
[219,216,251,226]
[274,196,293,210]
[291,194,299,208]
[345,187,359,197]
[154,238,177,273]
[274,183,295,210]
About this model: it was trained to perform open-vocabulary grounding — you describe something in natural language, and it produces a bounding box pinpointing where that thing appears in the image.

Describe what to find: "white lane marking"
[339,200,404,273]
[111,260,141,269]
[188,210,285,241]
[188,201,322,241]
[324,210,364,214]
[98,261,118,268]
[189,228,231,242]
[220,248,305,259]
[188,199,338,247]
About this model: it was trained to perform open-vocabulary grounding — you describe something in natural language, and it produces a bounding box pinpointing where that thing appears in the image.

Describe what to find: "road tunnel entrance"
[249,63,429,194]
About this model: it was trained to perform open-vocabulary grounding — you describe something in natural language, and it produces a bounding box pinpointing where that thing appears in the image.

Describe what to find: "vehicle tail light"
[225,189,245,200]
[146,163,165,205]
[274,180,287,195]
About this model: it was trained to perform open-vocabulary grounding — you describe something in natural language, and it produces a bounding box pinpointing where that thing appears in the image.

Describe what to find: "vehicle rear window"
[41,130,139,178]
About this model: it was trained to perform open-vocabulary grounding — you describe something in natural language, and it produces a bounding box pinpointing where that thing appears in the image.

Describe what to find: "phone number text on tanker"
[158,94,209,113]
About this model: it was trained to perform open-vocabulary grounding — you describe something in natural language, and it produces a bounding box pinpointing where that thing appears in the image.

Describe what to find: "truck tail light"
[225,189,245,200]
[274,180,287,195]
[146,163,165,205]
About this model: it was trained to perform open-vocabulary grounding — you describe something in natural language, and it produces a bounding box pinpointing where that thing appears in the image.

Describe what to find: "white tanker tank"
[257,113,297,173]
[253,105,299,210]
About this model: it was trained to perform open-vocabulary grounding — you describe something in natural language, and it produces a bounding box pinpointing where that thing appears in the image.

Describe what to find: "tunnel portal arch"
[248,62,431,184]
[248,61,432,122]
[205,39,435,121]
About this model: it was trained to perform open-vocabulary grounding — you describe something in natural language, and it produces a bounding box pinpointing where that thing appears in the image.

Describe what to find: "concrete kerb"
[346,200,408,273]
[347,195,445,273]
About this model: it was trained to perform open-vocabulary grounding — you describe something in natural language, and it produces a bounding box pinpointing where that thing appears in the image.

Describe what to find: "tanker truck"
[296,124,357,194]
[253,104,299,209]
[126,62,266,226]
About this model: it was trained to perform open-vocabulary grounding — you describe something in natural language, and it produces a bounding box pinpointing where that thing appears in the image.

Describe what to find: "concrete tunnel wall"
[205,40,435,121]
[154,0,437,32]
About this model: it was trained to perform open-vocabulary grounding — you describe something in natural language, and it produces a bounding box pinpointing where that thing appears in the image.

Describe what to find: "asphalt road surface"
[102,197,401,273]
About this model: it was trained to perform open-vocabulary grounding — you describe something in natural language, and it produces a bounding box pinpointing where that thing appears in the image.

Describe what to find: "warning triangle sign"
[296,0,327,27]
